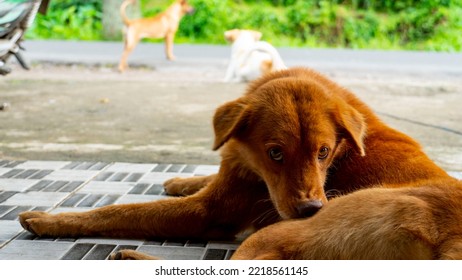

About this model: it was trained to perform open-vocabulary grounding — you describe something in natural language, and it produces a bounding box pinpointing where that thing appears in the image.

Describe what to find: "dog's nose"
[296,200,323,218]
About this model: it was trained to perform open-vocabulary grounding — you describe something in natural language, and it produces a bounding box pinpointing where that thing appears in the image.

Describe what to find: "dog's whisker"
[252,205,280,226]
[325,189,344,199]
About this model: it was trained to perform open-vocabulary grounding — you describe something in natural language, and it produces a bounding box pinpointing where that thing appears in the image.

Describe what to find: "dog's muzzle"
[296,200,323,218]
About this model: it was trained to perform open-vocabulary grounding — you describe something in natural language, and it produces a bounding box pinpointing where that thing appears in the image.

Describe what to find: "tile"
[182,165,198,173]
[94,194,120,207]
[105,163,156,173]
[123,173,143,183]
[0,205,14,217]
[29,170,53,180]
[194,165,219,175]
[152,164,170,172]
[145,184,165,195]
[206,241,241,250]
[3,161,25,168]
[107,172,129,182]
[74,162,99,170]
[0,240,74,260]
[0,168,10,176]
[76,238,144,246]
[88,162,111,171]
[166,164,186,173]
[27,180,53,191]
[83,244,116,260]
[0,192,17,204]
[61,243,94,260]
[0,206,33,220]
[15,231,37,241]
[115,194,168,204]
[15,161,70,170]
[0,220,23,241]
[60,193,87,207]
[202,248,227,260]
[43,181,69,192]
[0,179,40,192]
[13,169,40,179]
[62,162,82,170]
[128,183,151,194]
[93,172,114,181]
[51,207,93,214]
[59,181,84,192]
[0,169,24,178]
[43,170,100,181]
[138,172,191,185]
[137,245,205,260]
[76,194,104,207]
[78,181,135,195]
[185,240,208,247]
[1,191,69,207]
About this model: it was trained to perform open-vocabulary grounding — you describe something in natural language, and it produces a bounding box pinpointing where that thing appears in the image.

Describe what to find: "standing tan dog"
[118,0,194,72]
[19,68,456,259]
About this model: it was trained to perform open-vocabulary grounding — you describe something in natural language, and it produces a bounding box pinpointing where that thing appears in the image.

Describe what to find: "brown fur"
[118,0,194,72]
[19,67,455,259]
[232,179,462,260]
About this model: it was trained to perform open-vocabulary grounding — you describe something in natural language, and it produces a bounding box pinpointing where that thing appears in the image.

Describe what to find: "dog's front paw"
[163,177,190,196]
[109,249,160,260]
[19,211,54,236]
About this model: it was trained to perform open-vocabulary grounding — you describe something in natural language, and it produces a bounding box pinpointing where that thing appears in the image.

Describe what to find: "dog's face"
[212,69,366,219]
[178,0,195,15]
[224,29,263,43]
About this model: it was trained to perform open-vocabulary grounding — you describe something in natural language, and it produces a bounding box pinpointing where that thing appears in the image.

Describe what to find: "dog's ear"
[333,103,366,156]
[212,99,250,150]
[224,29,239,43]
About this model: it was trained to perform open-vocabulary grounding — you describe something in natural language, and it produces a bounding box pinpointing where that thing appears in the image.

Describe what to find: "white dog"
[223,29,287,82]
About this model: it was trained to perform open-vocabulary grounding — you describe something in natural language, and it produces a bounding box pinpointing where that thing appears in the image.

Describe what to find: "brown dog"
[19,68,454,259]
[231,179,462,260]
[118,0,194,72]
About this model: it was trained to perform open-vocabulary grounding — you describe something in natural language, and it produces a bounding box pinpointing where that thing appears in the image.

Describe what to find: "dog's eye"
[268,148,283,162]
[318,147,329,160]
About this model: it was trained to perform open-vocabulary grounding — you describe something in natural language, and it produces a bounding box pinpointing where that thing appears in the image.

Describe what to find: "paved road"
[1,40,461,170]
[23,40,462,75]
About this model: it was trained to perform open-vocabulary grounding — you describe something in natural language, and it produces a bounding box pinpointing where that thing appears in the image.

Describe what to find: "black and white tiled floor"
[0,160,241,260]
[1,160,461,260]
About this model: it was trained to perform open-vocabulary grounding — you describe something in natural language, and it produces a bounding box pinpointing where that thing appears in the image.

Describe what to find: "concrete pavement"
[1,40,462,170]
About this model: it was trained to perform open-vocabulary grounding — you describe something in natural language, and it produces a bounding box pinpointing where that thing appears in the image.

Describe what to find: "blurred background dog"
[224,29,286,82]
[118,0,194,72]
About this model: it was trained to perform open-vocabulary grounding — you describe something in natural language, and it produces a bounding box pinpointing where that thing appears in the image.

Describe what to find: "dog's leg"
[19,171,270,240]
[165,32,176,61]
[118,28,139,72]
[164,174,216,196]
[109,249,159,260]
[19,195,225,239]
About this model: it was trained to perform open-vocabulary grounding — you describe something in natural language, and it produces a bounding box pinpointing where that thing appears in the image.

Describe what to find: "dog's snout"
[296,200,323,218]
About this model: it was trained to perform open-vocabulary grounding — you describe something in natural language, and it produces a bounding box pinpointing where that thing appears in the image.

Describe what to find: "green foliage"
[25,0,462,51]
[26,0,102,40]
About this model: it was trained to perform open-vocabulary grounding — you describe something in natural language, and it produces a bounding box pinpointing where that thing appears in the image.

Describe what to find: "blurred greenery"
[27,0,102,40]
[25,0,462,51]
